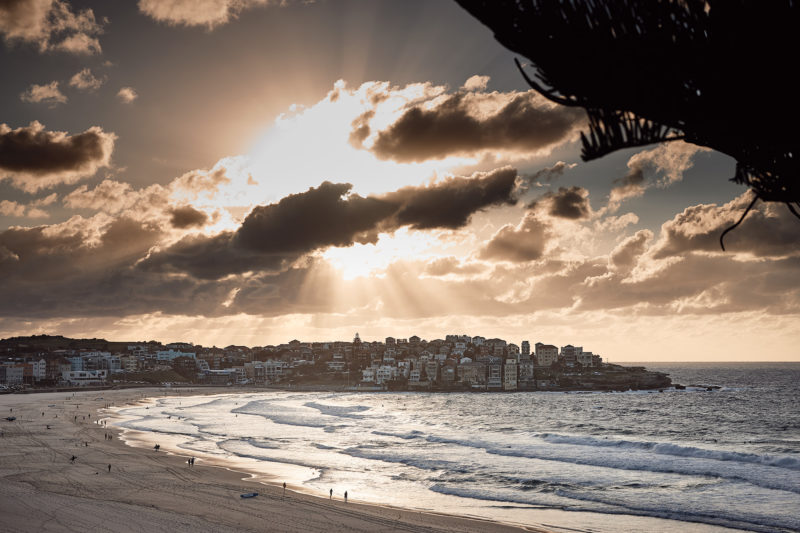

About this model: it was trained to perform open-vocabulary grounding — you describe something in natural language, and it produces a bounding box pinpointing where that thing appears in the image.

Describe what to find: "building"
[521,341,531,358]
[375,365,397,384]
[561,345,583,366]
[61,370,107,386]
[458,362,486,388]
[157,349,196,362]
[424,360,439,382]
[503,359,518,390]
[518,359,535,390]
[535,343,559,367]
[487,363,502,389]
[30,359,47,382]
[0,365,24,385]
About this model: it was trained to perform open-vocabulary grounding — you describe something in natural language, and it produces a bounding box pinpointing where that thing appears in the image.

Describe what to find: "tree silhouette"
[454,0,799,247]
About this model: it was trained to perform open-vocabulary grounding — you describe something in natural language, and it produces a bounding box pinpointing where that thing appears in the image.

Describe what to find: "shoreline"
[0,386,550,533]
[105,388,752,533]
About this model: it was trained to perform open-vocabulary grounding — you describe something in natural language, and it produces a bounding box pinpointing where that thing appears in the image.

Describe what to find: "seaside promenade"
[0,388,545,533]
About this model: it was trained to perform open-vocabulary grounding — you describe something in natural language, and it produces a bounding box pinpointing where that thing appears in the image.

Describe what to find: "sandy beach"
[0,388,546,533]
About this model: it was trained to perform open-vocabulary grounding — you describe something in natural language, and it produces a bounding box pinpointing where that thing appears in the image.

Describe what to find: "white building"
[31,359,47,382]
[375,365,397,384]
[61,370,107,386]
[156,349,196,362]
[0,365,24,385]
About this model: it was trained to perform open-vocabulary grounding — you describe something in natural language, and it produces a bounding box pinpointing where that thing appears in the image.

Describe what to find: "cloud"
[0,214,201,318]
[0,193,57,219]
[1,184,799,329]
[480,212,552,262]
[169,205,210,228]
[117,87,138,103]
[531,186,592,220]
[137,0,281,28]
[0,121,116,192]
[608,141,710,211]
[362,90,584,163]
[519,161,576,190]
[69,68,105,91]
[63,179,165,214]
[20,81,67,106]
[381,167,518,230]
[424,256,488,277]
[609,230,653,272]
[143,168,520,279]
[0,200,25,217]
[651,193,800,258]
[0,0,103,54]
[462,75,490,91]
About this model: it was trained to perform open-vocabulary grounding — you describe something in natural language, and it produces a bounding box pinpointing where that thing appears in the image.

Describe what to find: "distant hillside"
[0,334,132,352]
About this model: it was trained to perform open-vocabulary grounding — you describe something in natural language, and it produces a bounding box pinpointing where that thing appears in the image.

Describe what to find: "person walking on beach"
[329,488,333,499]
[344,491,348,503]
[108,464,111,473]
[70,455,76,463]
[283,482,286,496]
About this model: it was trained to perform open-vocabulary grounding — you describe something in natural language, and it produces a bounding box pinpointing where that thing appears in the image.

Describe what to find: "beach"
[0,388,544,533]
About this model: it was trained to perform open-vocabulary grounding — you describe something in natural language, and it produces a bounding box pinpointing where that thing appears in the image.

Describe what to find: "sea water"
[111,363,800,533]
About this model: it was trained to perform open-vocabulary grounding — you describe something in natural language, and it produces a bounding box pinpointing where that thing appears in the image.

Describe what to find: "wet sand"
[0,388,548,533]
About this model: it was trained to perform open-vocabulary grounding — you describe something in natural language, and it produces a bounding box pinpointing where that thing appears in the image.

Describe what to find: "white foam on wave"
[537,433,800,470]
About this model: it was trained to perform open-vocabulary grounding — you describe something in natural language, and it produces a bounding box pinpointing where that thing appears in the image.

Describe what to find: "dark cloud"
[480,212,551,262]
[348,110,374,148]
[383,167,518,230]
[144,169,520,280]
[236,181,392,254]
[0,121,115,191]
[531,186,591,219]
[169,205,209,228]
[366,91,584,162]
[138,232,288,280]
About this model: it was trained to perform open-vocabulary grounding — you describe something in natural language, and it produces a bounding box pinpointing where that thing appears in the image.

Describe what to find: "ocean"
[111,363,800,533]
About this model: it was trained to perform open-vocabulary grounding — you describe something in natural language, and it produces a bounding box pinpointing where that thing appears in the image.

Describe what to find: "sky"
[1,0,798,361]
